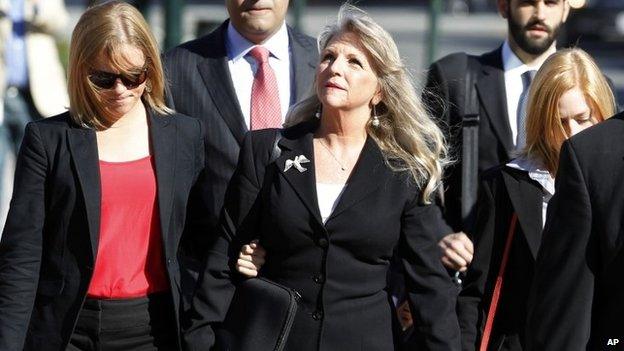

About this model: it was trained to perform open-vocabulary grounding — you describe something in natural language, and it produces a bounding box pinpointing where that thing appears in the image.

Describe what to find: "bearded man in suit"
[425,0,570,272]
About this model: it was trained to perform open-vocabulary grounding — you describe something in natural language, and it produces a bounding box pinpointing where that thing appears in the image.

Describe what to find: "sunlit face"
[226,0,289,44]
[316,32,381,115]
[558,87,599,137]
[500,0,569,55]
[91,44,147,120]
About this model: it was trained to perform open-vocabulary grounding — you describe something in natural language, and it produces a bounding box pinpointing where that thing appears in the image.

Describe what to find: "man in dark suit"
[162,0,317,277]
[526,111,624,350]
[426,0,570,271]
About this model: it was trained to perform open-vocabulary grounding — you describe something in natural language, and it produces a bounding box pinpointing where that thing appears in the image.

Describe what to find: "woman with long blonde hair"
[0,2,209,350]
[457,48,616,351]
[188,4,460,350]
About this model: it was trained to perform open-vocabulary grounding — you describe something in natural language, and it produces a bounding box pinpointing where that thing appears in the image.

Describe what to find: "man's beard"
[508,16,562,56]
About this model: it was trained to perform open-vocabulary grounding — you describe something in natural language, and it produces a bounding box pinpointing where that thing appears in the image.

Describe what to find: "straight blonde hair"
[522,48,616,174]
[286,4,448,203]
[68,1,171,129]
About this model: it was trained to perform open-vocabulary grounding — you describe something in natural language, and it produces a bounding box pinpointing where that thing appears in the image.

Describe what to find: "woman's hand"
[236,240,267,277]
[438,232,473,272]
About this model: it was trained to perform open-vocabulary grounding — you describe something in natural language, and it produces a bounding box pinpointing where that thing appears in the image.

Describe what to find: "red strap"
[479,213,518,351]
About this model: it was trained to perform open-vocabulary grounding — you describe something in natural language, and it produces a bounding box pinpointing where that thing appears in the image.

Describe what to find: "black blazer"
[424,47,514,231]
[162,21,318,244]
[188,120,461,351]
[526,112,624,350]
[0,111,208,350]
[458,165,544,351]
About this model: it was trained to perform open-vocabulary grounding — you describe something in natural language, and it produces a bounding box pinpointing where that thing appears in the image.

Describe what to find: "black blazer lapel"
[149,111,177,257]
[475,48,514,156]
[328,137,392,221]
[196,22,247,144]
[502,168,543,258]
[289,26,317,102]
[275,130,323,225]
[67,128,101,261]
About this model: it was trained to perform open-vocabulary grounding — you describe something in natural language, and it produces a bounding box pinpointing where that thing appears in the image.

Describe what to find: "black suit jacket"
[526,112,624,350]
[0,111,208,350]
[162,21,317,245]
[458,165,544,351]
[188,120,461,351]
[424,47,514,231]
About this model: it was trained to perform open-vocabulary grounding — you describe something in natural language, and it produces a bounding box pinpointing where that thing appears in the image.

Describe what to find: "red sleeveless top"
[87,156,169,298]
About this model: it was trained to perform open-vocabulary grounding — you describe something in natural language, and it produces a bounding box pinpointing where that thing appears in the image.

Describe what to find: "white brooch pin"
[284,155,310,173]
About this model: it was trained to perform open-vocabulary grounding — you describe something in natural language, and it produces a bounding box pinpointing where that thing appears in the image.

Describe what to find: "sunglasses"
[88,68,148,90]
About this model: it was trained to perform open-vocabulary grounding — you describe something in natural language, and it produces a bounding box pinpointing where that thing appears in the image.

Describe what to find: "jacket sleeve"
[401,197,461,351]
[423,54,470,232]
[526,141,595,350]
[178,119,211,310]
[423,60,451,133]
[456,176,497,351]
[0,122,48,350]
[183,131,267,351]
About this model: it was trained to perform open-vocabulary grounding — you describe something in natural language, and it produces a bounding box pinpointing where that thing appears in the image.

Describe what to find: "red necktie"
[249,46,282,130]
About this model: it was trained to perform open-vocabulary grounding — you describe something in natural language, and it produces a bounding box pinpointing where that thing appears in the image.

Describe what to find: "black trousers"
[67,292,178,351]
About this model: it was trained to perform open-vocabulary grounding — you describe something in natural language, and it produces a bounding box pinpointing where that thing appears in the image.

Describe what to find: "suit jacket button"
[313,274,324,284]
[312,311,323,320]
[317,238,328,248]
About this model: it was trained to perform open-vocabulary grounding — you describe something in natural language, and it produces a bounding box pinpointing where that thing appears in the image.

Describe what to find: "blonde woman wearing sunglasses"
[0,2,210,350]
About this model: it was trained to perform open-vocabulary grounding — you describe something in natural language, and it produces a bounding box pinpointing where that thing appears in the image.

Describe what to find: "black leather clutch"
[215,277,301,351]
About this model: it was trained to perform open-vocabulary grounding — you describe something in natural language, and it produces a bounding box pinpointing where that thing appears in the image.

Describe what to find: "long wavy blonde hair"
[285,4,448,203]
[522,48,616,174]
[68,1,172,129]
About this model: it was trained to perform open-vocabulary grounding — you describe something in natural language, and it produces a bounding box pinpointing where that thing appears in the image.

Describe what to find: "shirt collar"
[506,155,555,196]
[226,21,290,63]
[502,40,531,76]
[502,40,555,76]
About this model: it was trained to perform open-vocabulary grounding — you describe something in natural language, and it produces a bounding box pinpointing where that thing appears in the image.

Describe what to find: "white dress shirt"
[316,182,347,224]
[502,41,544,148]
[506,155,554,228]
[226,21,292,129]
